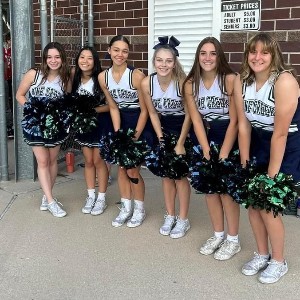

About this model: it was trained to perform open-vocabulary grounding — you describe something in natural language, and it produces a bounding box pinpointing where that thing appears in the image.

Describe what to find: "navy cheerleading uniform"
[243,74,300,185]
[104,66,153,143]
[150,72,185,136]
[22,70,68,147]
[74,78,112,148]
[193,76,231,145]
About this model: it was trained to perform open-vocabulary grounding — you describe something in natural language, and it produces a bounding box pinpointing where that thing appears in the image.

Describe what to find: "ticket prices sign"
[221,0,261,31]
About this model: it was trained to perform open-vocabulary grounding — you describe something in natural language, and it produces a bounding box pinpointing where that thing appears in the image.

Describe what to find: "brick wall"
[32,0,148,73]
[220,0,300,76]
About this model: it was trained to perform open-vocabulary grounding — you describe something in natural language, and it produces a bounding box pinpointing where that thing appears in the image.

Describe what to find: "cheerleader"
[98,35,148,228]
[184,37,239,259]
[16,42,71,217]
[141,36,191,238]
[71,46,111,215]
[234,33,300,283]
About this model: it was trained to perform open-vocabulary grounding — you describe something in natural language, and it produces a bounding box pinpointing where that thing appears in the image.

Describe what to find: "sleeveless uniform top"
[149,73,184,116]
[243,77,299,133]
[196,76,229,122]
[77,78,94,96]
[29,70,64,99]
[192,76,230,145]
[104,67,139,110]
[242,74,300,181]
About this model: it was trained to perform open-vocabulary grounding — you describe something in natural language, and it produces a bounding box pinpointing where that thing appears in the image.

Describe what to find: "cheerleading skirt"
[251,127,300,184]
[120,108,155,147]
[75,112,113,148]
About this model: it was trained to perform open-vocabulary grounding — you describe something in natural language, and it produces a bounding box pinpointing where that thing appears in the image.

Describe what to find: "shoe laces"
[94,199,105,209]
[218,240,238,254]
[49,200,64,213]
[173,218,187,231]
[263,260,285,278]
[85,197,95,207]
[131,206,144,221]
[247,252,269,268]
[163,214,175,227]
[116,202,131,219]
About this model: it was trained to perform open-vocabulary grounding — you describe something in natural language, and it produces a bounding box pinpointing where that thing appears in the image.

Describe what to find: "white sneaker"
[40,195,48,211]
[199,236,224,255]
[112,201,132,227]
[47,200,67,218]
[169,218,190,239]
[258,259,288,284]
[82,196,95,214]
[91,199,107,216]
[214,240,241,260]
[127,207,146,228]
[159,214,176,236]
[242,252,270,276]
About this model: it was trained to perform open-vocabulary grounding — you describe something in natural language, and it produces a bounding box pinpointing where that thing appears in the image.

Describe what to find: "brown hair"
[240,32,297,85]
[40,42,70,91]
[183,37,234,99]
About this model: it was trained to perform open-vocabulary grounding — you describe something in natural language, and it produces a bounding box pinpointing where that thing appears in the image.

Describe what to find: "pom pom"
[22,95,70,140]
[99,128,150,169]
[190,142,226,194]
[67,93,99,134]
[145,132,193,179]
[245,172,298,217]
[223,152,257,204]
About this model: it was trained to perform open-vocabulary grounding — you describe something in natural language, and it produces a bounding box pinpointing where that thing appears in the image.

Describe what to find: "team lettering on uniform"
[197,96,229,110]
[31,86,61,98]
[110,88,138,100]
[152,98,183,110]
[244,99,275,117]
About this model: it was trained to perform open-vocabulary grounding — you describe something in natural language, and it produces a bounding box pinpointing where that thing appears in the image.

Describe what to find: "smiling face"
[199,42,218,73]
[108,40,129,66]
[247,41,272,76]
[154,48,175,78]
[78,49,94,73]
[46,48,62,71]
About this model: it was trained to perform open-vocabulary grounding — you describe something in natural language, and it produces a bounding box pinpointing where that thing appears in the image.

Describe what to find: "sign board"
[221,0,261,31]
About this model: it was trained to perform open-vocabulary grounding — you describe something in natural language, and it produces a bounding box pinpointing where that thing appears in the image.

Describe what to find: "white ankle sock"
[97,192,106,201]
[227,234,239,243]
[87,189,95,199]
[214,231,225,239]
[134,199,144,210]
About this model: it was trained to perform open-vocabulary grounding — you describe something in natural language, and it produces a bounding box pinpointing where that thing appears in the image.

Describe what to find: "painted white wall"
[148,0,221,74]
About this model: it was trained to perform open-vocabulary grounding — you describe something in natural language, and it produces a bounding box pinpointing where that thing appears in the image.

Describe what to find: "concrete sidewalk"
[0,152,300,300]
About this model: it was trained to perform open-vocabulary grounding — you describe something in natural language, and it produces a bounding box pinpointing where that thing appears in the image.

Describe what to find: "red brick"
[125,18,143,27]
[279,41,300,52]
[134,44,148,52]
[221,43,244,52]
[108,2,125,11]
[143,18,148,27]
[261,9,290,20]
[230,52,244,63]
[291,8,300,18]
[108,19,125,27]
[260,20,275,31]
[143,0,148,9]
[63,6,79,15]
[117,27,133,35]
[116,10,134,19]
[134,27,148,35]
[261,0,276,9]
[134,9,147,18]
[94,4,108,13]
[276,19,300,30]
[290,54,300,65]
[229,63,241,73]
[277,0,300,8]
[101,28,117,35]
[125,1,143,10]
[100,11,116,20]
[95,20,108,28]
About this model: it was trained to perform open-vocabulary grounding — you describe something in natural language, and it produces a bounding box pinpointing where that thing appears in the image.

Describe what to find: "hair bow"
[153,36,180,56]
